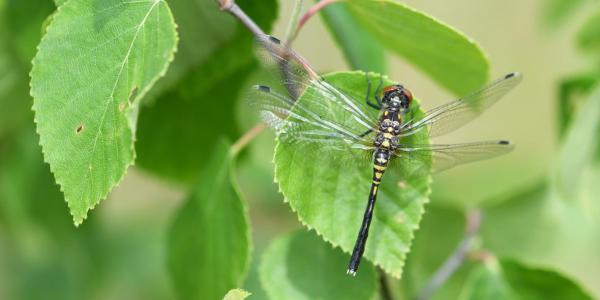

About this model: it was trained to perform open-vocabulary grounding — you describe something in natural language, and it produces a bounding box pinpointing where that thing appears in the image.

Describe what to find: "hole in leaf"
[75,124,84,134]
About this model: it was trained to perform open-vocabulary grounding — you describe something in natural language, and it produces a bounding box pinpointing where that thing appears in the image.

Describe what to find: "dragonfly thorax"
[374,131,400,150]
[379,119,401,134]
[374,108,402,150]
[373,118,399,151]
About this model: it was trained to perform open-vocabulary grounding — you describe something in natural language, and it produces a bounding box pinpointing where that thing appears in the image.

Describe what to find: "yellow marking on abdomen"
[374,172,382,179]
[374,165,386,171]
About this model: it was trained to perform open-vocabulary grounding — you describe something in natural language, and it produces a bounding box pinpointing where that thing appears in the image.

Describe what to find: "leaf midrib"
[85,0,161,201]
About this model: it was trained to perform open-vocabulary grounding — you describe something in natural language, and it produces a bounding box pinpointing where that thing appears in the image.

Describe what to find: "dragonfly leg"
[374,74,383,107]
[359,129,373,138]
[365,73,381,110]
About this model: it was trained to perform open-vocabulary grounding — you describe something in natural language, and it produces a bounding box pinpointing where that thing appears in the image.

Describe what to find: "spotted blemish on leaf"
[129,86,138,104]
[397,180,407,189]
[29,0,178,225]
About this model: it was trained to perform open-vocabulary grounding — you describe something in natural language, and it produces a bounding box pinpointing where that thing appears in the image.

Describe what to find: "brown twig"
[295,0,340,38]
[216,0,270,155]
[414,210,483,300]
[469,249,495,264]
[217,0,311,154]
[230,122,268,157]
[218,0,265,37]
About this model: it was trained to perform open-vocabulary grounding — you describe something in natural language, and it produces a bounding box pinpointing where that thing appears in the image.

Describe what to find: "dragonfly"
[249,34,521,276]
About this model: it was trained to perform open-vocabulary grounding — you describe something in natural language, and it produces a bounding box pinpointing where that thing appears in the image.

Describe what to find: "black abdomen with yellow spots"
[347,110,402,275]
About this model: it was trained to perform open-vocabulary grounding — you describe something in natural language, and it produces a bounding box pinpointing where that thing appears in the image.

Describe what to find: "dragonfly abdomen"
[372,149,389,185]
[347,149,391,275]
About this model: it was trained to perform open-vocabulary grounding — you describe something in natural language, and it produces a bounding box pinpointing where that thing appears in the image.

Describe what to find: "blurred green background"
[1,0,599,299]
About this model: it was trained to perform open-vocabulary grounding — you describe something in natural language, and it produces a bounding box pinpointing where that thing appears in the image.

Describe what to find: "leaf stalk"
[414,209,483,300]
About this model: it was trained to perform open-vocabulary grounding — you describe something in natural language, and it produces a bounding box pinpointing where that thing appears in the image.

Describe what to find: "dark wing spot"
[257,85,271,92]
[268,35,281,44]
[75,124,84,134]
[505,73,515,79]
[499,140,511,145]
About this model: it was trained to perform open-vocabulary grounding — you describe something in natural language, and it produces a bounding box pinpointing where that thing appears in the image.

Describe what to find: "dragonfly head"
[382,85,413,114]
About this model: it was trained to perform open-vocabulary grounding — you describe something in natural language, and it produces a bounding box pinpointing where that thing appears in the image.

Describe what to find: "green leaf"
[242,254,269,300]
[481,180,600,297]
[2,0,56,65]
[136,39,254,182]
[223,289,251,300]
[259,230,377,300]
[0,0,54,137]
[557,74,599,137]
[0,29,30,138]
[556,85,600,198]
[30,0,178,224]
[144,0,236,98]
[274,71,431,277]
[0,126,111,300]
[135,0,278,183]
[0,126,72,235]
[577,8,600,51]
[345,0,489,96]
[168,140,251,300]
[320,2,387,73]
[459,259,593,300]
[54,0,66,7]
[542,0,587,28]
[481,183,557,258]
[401,204,473,300]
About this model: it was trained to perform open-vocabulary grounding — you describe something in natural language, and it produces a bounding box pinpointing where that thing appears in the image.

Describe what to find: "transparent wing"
[391,140,514,176]
[401,73,522,138]
[254,34,378,131]
[247,85,373,151]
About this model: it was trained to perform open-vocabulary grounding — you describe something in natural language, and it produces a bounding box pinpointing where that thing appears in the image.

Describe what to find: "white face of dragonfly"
[389,96,406,114]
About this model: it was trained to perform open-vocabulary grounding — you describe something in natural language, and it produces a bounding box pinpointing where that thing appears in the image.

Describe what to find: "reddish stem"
[295,0,340,38]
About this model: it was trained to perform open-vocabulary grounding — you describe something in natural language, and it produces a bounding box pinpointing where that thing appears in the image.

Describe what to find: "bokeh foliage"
[0,0,599,299]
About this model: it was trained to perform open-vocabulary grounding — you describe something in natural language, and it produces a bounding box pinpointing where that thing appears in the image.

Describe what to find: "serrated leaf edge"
[346,0,490,95]
[29,0,179,226]
[272,143,431,278]
[229,150,254,289]
[267,69,433,277]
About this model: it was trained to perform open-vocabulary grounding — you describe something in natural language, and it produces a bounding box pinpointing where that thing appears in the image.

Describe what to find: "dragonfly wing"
[392,140,514,176]
[401,73,522,138]
[254,35,378,130]
[248,84,374,151]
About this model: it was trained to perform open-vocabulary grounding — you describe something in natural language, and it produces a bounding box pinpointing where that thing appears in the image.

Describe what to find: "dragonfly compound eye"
[249,35,521,277]
[403,88,413,103]
[400,98,410,110]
